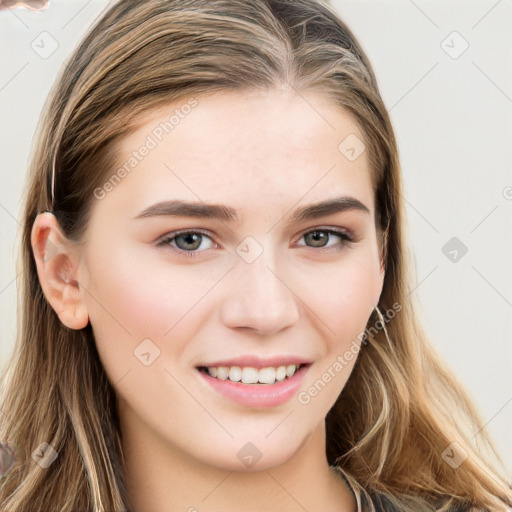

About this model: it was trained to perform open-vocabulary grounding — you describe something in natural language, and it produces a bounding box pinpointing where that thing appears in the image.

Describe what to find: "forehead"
[103,88,374,219]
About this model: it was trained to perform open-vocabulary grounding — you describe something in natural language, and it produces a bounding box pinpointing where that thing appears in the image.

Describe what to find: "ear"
[31,212,89,330]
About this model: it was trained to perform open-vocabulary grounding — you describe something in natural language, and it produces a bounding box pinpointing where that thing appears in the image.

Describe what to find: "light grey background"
[0,0,511,478]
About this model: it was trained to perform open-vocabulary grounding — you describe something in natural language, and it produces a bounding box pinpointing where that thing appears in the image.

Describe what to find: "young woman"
[1,0,511,511]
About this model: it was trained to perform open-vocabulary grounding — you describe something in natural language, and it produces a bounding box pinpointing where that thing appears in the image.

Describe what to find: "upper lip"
[196,356,313,370]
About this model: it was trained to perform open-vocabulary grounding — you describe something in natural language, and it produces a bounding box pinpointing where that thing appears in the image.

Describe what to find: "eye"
[297,228,354,251]
[158,230,215,258]
[157,227,355,258]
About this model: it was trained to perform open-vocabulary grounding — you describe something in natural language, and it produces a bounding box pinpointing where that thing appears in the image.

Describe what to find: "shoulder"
[363,490,511,512]
[330,464,508,512]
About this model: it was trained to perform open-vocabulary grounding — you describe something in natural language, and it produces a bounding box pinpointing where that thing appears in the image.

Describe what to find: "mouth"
[196,363,311,385]
[195,363,312,408]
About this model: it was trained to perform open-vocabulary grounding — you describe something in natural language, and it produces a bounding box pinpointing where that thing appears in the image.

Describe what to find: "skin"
[32,88,385,512]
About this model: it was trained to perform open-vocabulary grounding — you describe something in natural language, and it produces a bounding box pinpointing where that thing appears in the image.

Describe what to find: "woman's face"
[75,88,385,471]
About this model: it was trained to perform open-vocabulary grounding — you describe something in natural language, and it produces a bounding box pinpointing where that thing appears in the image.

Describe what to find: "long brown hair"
[1,1,511,510]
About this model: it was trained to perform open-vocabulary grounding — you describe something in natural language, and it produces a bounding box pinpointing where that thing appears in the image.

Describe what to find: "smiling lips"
[195,355,313,385]
[195,356,313,407]
[197,363,310,407]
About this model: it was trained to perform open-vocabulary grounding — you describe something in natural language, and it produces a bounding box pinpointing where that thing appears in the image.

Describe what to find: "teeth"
[257,367,275,384]
[229,366,242,382]
[205,364,301,384]
[275,366,287,381]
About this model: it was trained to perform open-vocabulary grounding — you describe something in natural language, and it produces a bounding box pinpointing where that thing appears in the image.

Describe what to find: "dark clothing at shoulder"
[366,491,486,512]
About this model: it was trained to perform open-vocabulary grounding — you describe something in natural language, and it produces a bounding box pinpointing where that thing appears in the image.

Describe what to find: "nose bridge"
[219,243,300,335]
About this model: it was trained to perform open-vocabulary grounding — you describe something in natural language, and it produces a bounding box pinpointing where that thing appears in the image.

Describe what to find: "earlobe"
[31,212,89,330]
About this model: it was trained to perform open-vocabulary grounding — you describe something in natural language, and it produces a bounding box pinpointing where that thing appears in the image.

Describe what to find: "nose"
[219,250,300,336]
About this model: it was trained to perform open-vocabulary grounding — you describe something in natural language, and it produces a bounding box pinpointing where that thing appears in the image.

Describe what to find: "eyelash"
[157,227,355,259]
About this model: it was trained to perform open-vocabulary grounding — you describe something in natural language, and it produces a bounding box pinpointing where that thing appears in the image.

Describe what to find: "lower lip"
[196,365,310,408]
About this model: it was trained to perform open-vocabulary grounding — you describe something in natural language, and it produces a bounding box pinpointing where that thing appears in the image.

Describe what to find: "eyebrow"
[133,195,370,223]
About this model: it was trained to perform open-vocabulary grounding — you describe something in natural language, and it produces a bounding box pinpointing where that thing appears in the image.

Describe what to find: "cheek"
[295,253,380,410]
[82,240,202,335]
[304,250,381,344]
[80,242,226,372]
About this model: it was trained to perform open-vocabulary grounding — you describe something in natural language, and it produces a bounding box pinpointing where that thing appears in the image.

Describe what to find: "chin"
[190,430,309,473]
